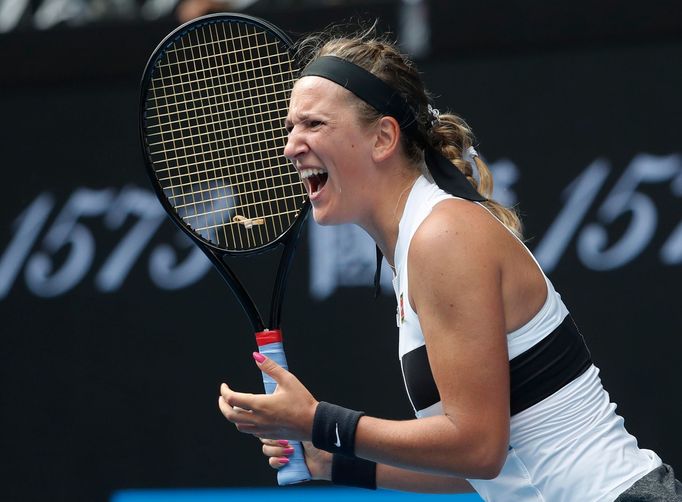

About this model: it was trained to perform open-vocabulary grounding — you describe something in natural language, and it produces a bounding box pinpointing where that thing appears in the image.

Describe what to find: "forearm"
[376,463,474,494]
[324,451,473,493]
[354,414,506,479]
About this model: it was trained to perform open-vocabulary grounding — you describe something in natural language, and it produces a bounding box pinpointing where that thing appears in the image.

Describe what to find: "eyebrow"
[285,113,309,128]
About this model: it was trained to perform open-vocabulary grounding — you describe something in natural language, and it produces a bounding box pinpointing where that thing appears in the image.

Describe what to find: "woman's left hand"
[218,353,318,442]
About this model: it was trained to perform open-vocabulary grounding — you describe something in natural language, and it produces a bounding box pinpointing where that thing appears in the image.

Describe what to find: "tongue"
[309,173,328,193]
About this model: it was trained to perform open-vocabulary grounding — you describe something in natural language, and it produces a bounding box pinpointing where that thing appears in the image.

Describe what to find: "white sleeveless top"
[392,175,661,502]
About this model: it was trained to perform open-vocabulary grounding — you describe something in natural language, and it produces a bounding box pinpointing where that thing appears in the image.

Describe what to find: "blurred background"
[1,0,681,501]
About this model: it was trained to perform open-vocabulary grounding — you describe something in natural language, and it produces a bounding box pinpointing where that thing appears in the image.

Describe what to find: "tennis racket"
[138,13,311,485]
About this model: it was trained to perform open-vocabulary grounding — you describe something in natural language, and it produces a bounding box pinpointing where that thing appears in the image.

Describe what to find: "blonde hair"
[296,24,523,238]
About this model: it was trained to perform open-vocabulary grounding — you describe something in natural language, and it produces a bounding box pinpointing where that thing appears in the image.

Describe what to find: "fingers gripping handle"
[258,340,312,485]
[256,330,312,485]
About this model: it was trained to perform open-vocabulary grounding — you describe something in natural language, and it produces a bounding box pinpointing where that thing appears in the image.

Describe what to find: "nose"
[283,128,308,161]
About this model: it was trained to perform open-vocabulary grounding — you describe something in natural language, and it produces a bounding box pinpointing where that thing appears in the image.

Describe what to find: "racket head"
[139,13,308,256]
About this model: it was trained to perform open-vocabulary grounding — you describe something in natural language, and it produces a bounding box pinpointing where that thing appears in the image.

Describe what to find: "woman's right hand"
[260,439,332,481]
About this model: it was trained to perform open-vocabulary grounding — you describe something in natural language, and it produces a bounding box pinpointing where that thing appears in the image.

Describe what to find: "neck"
[358,169,419,268]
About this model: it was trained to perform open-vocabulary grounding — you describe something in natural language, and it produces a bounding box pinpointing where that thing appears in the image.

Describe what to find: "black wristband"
[331,454,377,490]
[312,401,364,456]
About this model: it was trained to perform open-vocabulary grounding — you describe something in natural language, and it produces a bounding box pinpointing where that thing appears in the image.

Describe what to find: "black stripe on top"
[509,315,592,415]
[400,315,593,416]
[401,344,440,412]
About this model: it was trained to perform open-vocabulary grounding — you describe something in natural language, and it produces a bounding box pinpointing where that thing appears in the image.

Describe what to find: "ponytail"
[428,114,523,238]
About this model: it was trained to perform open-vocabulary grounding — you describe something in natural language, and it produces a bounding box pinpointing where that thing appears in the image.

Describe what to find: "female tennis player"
[218,25,681,501]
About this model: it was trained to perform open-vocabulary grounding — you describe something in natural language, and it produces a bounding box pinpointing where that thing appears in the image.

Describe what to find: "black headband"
[300,56,485,203]
[301,55,419,136]
[300,56,486,296]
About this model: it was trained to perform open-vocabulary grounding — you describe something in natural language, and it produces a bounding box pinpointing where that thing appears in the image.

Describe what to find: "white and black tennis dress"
[391,175,661,501]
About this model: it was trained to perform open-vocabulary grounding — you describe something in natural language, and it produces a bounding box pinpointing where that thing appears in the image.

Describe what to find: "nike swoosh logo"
[334,422,341,448]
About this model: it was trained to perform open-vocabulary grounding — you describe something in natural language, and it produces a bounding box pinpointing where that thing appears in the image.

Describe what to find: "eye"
[309,119,324,129]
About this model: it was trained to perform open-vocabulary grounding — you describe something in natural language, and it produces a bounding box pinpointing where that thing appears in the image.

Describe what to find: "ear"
[372,116,401,163]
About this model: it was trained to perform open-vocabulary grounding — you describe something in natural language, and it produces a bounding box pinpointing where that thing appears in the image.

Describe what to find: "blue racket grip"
[257,334,312,485]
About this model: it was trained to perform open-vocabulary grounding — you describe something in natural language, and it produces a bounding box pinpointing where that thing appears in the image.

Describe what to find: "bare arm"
[353,200,511,478]
[377,464,475,493]
[261,439,474,493]
[221,200,511,480]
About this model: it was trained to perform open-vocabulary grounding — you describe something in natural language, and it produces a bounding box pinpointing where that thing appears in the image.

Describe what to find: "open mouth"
[299,168,329,196]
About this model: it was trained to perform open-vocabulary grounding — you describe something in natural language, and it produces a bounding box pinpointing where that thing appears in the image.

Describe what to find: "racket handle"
[256,331,312,486]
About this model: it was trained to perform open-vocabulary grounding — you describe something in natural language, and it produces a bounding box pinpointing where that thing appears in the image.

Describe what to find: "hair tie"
[427,104,440,126]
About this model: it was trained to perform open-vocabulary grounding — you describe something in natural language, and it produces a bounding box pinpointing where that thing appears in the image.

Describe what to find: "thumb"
[253,351,289,384]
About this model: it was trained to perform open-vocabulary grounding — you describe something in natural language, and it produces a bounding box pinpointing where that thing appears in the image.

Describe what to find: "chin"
[311,206,347,226]
[311,211,334,226]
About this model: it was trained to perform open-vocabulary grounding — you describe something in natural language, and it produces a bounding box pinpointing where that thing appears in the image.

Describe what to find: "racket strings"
[150,59,296,91]
[160,160,295,201]
[151,134,288,175]
[144,19,305,251]
[193,21,267,248]
[161,30,281,58]
[180,27,236,247]
[194,204,303,233]
[149,26,234,247]
[144,98,293,142]
[225,20,300,247]
[170,184,298,222]
[227,21,287,246]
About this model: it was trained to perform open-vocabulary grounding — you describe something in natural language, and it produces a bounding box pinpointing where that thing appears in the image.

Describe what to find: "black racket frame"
[139,13,311,333]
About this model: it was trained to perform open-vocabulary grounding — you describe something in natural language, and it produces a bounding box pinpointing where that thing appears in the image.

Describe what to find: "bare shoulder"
[409,198,506,271]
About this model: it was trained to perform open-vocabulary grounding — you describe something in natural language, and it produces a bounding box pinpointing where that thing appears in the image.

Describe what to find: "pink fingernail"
[277,440,289,447]
[279,457,290,465]
[252,352,265,363]
[283,447,295,455]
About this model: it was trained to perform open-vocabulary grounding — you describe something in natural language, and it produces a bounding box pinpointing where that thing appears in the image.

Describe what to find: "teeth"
[299,168,327,179]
